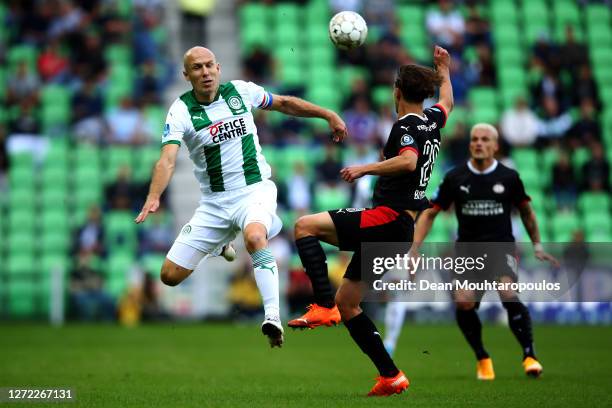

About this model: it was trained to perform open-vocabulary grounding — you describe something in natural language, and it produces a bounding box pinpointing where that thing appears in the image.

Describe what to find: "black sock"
[295,236,335,308]
[345,313,399,378]
[456,308,489,360]
[503,301,536,359]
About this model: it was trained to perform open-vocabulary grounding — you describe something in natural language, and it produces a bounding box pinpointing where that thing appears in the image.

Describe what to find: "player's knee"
[294,215,317,239]
[456,301,476,311]
[160,260,188,287]
[244,230,267,253]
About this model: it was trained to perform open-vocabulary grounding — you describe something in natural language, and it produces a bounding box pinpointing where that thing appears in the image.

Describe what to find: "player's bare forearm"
[269,94,347,142]
[147,157,175,199]
[269,95,333,120]
[433,46,454,114]
[366,153,417,176]
[519,203,541,244]
[413,207,440,249]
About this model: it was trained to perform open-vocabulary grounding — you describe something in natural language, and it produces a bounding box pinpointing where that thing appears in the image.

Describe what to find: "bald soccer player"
[407,123,558,379]
[136,47,347,347]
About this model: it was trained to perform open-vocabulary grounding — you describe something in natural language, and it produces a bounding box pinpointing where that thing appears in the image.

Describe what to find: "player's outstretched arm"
[267,94,347,142]
[135,144,180,224]
[433,46,454,116]
[340,150,417,183]
[518,202,560,267]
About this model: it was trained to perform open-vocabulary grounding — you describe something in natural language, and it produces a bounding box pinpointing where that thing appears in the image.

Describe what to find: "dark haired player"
[411,123,558,380]
[288,46,453,396]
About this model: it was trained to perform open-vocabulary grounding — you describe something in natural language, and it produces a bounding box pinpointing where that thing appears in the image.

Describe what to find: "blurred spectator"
[316,144,343,184]
[37,39,71,83]
[445,122,470,168]
[343,96,378,145]
[69,253,116,321]
[105,165,144,211]
[72,76,106,144]
[135,60,161,104]
[7,61,40,105]
[426,0,465,52]
[560,26,589,79]
[367,38,402,86]
[363,0,395,33]
[571,65,601,110]
[501,97,539,147]
[8,100,41,137]
[105,97,148,145]
[329,0,362,13]
[464,4,491,47]
[532,34,560,73]
[139,273,168,322]
[468,43,496,86]
[70,30,107,80]
[243,46,273,84]
[138,207,174,255]
[74,205,106,257]
[287,162,312,214]
[343,77,373,111]
[449,59,471,104]
[48,0,86,39]
[536,97,573,146]
[551,151,577,210]
[581,143,610,192]
[566,99,601,148]
[532,68,566,110]
[345,142,378,167]
[376,104,395,145]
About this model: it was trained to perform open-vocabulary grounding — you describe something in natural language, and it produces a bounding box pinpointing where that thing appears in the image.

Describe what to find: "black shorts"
[328,206,415,281]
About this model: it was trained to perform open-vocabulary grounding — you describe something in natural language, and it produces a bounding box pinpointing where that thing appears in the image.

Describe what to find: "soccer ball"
[329,11,368,50]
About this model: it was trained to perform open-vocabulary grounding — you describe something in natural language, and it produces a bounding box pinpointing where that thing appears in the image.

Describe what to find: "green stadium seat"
[239,3,269,27]
[7,255,35,276]
[490,3,518,23]
[372,86,392,108]
[8,209,35,233]
[141,254,165,276]
[313,184,350,212]
[7,279,37,317]
[105,212,138,252]
[468,87,497,108]
[470,107,499,125]
[7,45,38,71]
[41,230,70,254]
[74,186,102,211]
[8,232,35,257]
[41,85,71,107]
[41,210,70,234]
[584,213,611,238]
[496,47,524,67]
[9,167,35,189]
[9,189,35,212]
[306,86,340,112]
[273,3,299,24]
[41,166,68,188]
[572,148,590,174]
[587,25,612,47]
[585,4,611,27]
[498,67,527,89]
[552,212,580,242]
[240,24,268,52]
[511,148,538,168]
[578,193,611,213]
[274,24,299,47]
[105,45,132,65]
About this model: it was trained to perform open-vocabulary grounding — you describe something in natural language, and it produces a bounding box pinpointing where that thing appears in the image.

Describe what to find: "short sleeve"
[512,172,531,207]
[424,103,448,129]
[161,99,190,147]
[243,81,273,109]
[430,173,454,210]
[392,123,419,157]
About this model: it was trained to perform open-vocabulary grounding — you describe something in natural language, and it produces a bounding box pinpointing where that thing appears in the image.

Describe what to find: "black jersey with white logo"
[431,160,531,242]
[372,104,447,211]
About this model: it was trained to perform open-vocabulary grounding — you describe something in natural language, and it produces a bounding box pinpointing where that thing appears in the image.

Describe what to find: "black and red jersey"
[372,104,447,211]
[431,160,531,242]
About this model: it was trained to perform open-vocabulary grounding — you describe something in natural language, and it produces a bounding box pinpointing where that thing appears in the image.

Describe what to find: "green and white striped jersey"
[162,80,273,193]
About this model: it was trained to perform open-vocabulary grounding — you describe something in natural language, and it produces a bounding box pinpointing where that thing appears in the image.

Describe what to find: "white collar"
[467,159,498,175]
[399,112,427,121]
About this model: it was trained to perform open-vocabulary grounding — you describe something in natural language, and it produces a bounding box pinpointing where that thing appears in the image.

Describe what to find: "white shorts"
[166,179,282,270]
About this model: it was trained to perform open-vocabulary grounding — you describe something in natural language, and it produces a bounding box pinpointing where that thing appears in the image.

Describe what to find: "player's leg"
[335,272,409,396]
[383,301,408,356]
[454,288,494,380]
[294,212,339,307]
[236,180,285,347]
[162,241,207,285]
[497,276,542,377]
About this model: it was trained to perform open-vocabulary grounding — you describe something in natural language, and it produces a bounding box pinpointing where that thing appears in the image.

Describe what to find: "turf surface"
[1,323,611,407]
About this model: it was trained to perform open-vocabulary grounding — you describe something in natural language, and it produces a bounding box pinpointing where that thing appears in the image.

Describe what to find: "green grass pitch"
[1,323,611,407]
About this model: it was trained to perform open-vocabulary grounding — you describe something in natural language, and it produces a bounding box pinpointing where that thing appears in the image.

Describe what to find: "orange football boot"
[477,357,495,380]
[523,356,543,378]
[367,371,409,397]
[288,304,341,329]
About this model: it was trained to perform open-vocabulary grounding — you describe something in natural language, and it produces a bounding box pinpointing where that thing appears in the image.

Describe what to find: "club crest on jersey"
[228,96,244,111]
[182,225,192,234]
[401,135,414,146]
[493,183,505,194]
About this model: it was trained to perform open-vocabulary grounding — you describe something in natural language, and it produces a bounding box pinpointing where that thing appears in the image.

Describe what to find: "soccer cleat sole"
[526,368,542,378]
[262,322,284,348]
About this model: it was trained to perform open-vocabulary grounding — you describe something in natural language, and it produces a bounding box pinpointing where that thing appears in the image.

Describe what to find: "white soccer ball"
[329,11,368,50]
